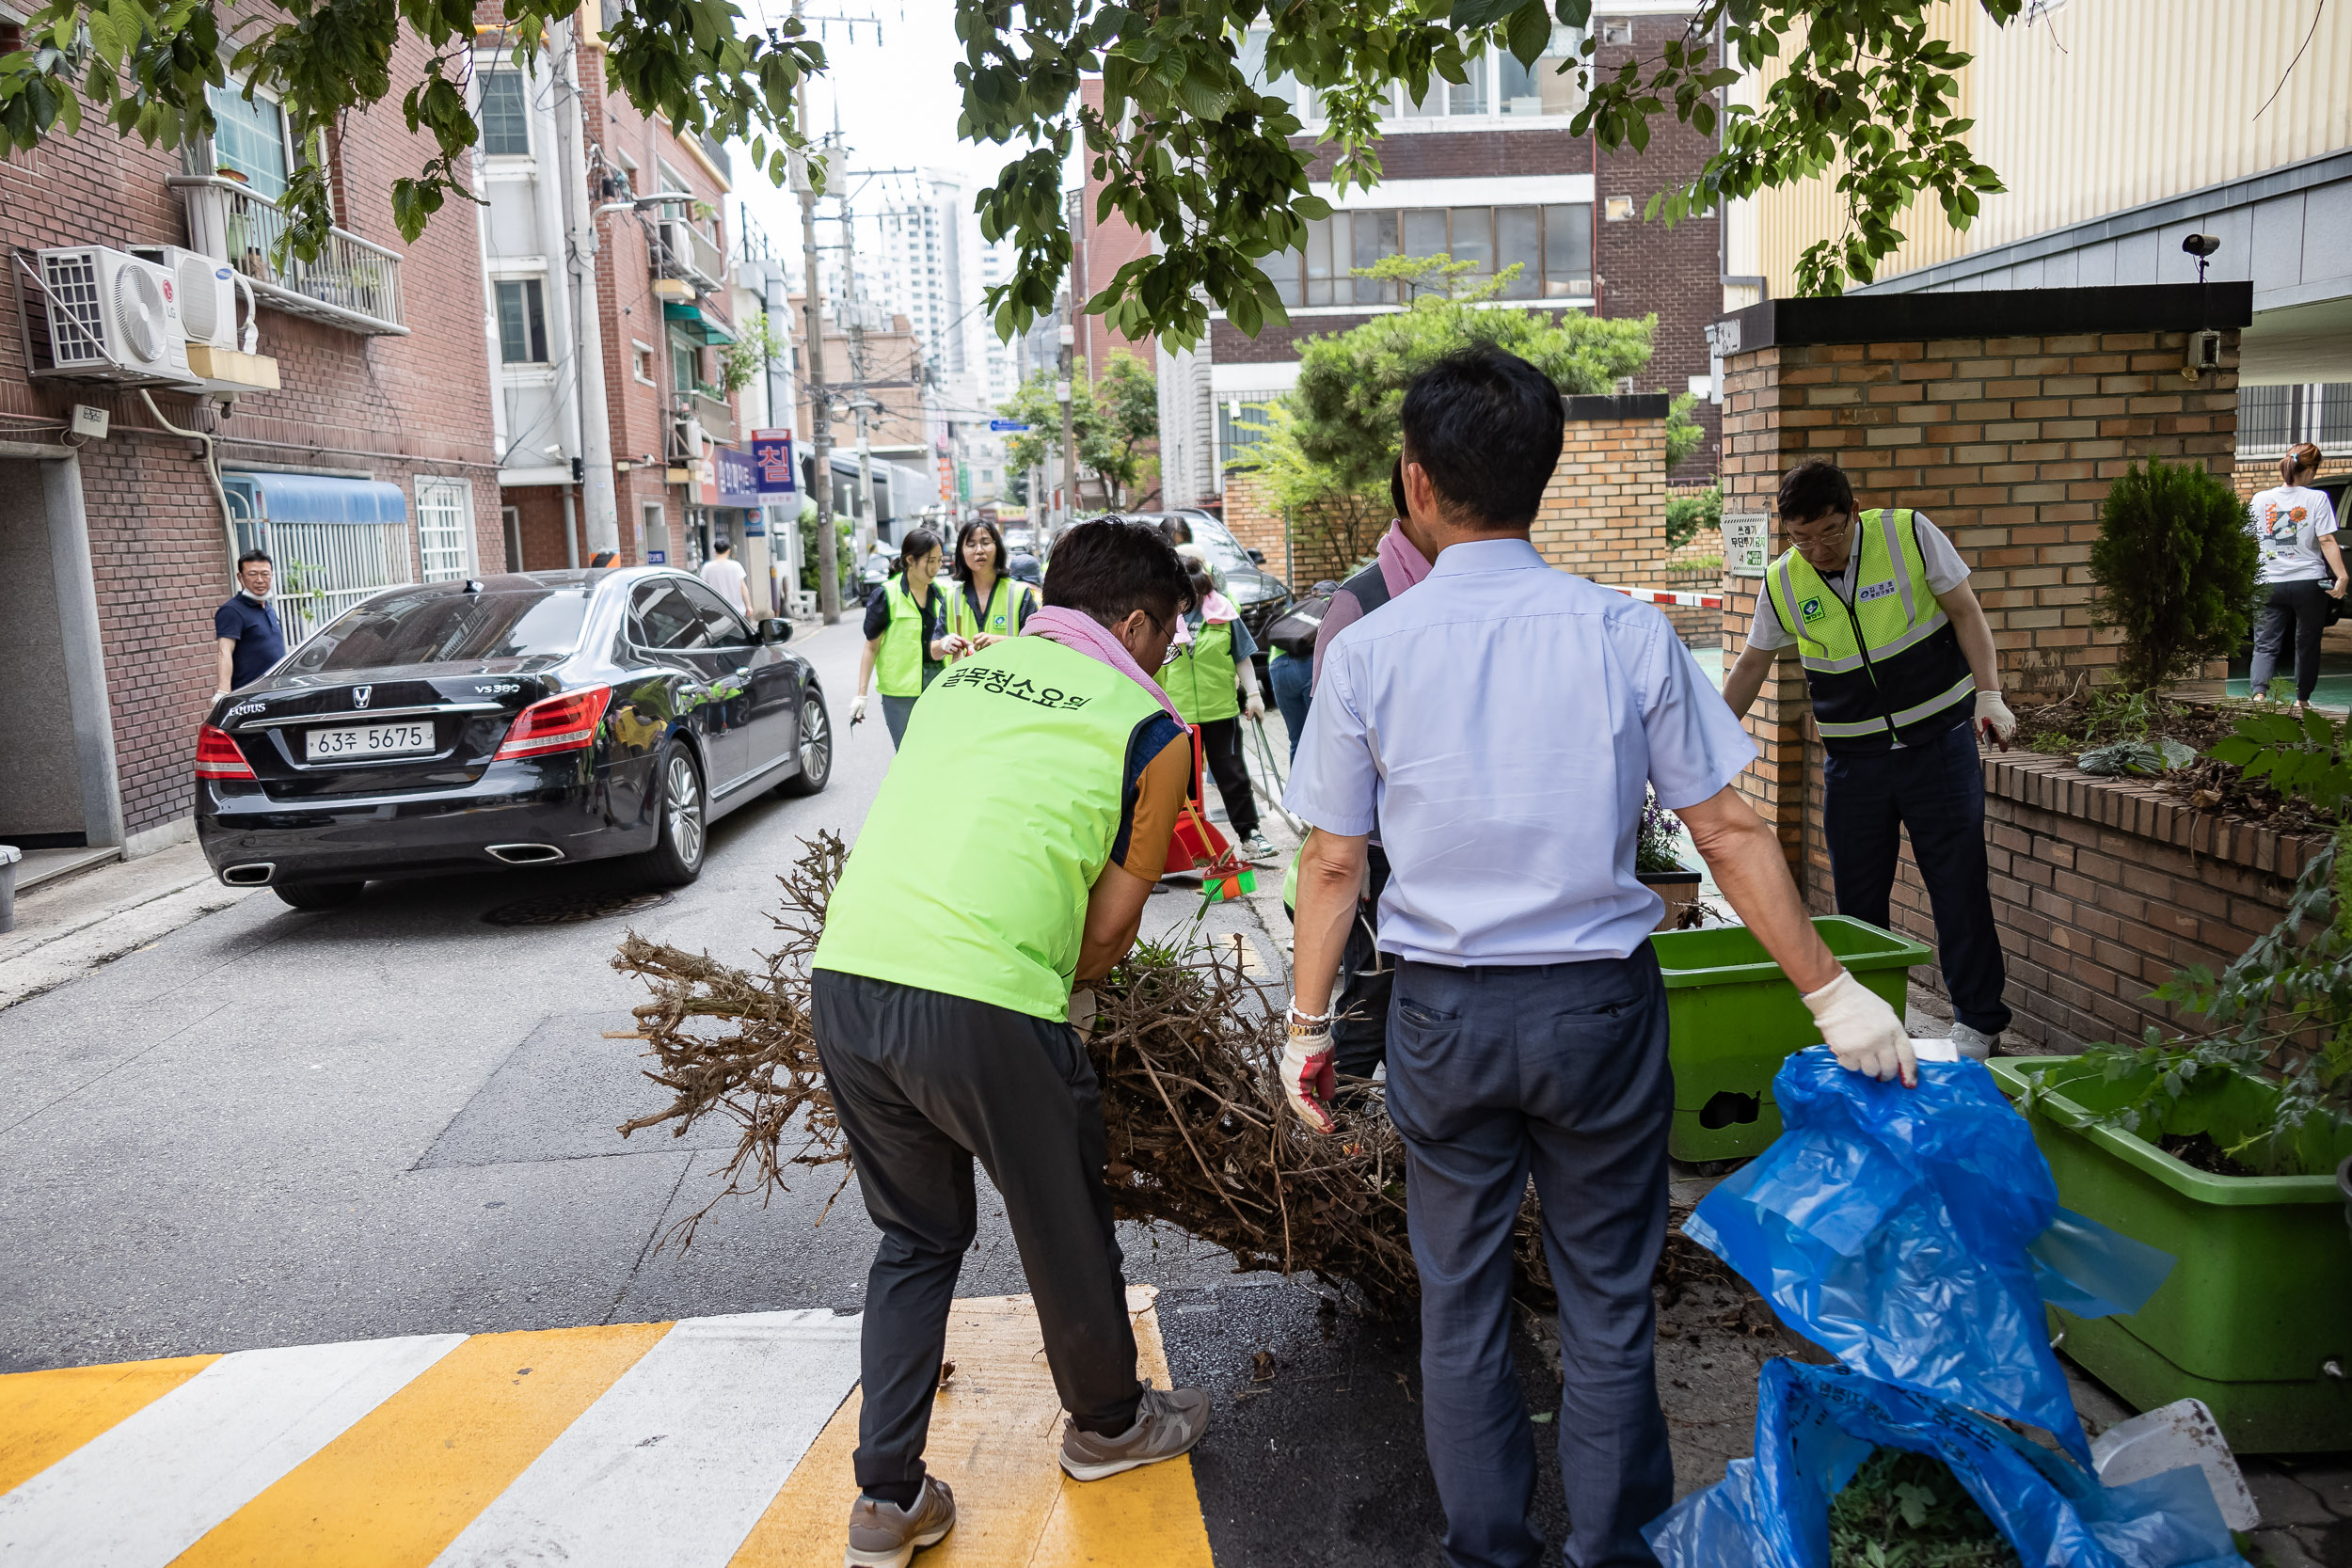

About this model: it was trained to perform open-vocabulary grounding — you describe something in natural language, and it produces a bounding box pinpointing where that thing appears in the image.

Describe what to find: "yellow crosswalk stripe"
[169,1321,671,1567]
[0,1354,218,1497]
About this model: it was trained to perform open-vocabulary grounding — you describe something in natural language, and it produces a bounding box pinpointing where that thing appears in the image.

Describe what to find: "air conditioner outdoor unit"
[28,245,193,385]
[130,245,258,354]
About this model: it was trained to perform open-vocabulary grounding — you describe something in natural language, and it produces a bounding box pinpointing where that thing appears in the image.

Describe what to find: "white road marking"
[0,1333,466,1567]
[426,1309,863,1568]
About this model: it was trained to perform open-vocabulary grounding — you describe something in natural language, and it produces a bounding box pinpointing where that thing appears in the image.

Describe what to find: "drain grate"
[482,888,674,927]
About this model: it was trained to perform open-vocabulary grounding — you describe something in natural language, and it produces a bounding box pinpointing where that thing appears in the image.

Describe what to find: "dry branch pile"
[612,834,1734,1317]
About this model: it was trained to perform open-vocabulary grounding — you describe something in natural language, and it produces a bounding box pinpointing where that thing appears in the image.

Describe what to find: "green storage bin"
[1987,1055,2352,1454]
[1649,915,1930,1162]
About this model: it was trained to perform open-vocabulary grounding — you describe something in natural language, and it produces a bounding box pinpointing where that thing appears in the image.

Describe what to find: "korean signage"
[1724,512,1770,579]
[714,445,760,508]
[751,428,796,494]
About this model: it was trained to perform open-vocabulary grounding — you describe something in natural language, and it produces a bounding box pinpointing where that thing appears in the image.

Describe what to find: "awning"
[662,301,738,345]
[228,472,407,525]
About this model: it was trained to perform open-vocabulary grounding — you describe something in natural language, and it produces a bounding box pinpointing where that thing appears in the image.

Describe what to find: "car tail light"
[495,685,612,760]
[196,724,255,780]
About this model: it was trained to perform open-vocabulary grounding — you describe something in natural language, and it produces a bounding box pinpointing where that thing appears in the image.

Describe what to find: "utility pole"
[837,191,879,547]
[553,15,618,557]
[792,14,838,625]
[1057,303,1077,538]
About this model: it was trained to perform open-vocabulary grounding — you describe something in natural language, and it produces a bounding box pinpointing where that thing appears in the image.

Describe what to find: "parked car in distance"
[196,568,831,909]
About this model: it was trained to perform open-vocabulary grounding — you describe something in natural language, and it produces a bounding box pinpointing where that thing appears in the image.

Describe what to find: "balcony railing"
[169,175,408,337]
[654,217,725,291]
[689,388,735,445]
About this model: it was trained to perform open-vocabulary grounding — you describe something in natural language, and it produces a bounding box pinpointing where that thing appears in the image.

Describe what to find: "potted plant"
[1635,790,1701,932]
[1990,832,2352,1453]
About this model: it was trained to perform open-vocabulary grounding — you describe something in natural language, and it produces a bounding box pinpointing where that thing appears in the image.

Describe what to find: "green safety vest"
[875,575,941,698]
[1162,616,1240,724]
[948,576,1035,641]
[1764,508,1977,755]
[814,636,1168,1021]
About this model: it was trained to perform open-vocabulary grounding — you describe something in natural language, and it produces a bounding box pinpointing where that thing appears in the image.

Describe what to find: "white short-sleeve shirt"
[2249,486,2341,585]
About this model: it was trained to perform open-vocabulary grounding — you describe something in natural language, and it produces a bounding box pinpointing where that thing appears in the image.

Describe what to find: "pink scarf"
[1197,589,1239,624]
[1377,522,1433,598]
[1023,606,1185,724]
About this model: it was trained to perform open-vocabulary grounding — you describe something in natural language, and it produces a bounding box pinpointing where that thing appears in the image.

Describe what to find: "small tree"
[2089,456,2260,690]
[1665,485,1722,549]
[994,349,1159,509]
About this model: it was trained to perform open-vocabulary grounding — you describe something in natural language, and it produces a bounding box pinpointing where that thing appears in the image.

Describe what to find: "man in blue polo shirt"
[214,549,286,696]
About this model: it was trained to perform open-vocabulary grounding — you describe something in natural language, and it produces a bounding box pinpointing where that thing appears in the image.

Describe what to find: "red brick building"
[1152,4,1725,519]
[1,38,500,865]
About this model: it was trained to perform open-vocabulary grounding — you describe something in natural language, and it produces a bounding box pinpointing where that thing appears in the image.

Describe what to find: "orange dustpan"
[1165,725,1257,904]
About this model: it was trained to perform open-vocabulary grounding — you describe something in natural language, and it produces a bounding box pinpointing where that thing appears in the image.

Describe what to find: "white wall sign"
[1724,512,1770,578]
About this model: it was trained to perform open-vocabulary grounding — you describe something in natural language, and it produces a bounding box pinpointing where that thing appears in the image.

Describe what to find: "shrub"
[1665,484,1722,549]
[2088,457,2259,689]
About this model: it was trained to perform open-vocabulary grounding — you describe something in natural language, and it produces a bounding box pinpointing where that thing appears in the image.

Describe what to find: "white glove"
[850,693,867,726]
[1244,692,1265,721]
[1974,690,2016,749]
[1802,971,1917,1086]
[1069,987,1097,1034]
[1280,1009,1338,1134]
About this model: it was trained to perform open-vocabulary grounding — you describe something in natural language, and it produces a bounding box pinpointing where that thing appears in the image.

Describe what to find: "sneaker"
[1058,1386,1212,1481]
[844,1477,956,1568]
[1239,832,1278,863]
[1947,1022,2001,1061]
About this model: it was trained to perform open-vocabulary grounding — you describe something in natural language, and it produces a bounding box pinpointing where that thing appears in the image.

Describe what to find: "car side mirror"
[759,617,791,644]
[1247,548,1266,564]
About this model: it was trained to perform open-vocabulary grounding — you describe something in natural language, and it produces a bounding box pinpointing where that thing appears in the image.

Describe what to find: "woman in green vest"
[946,518,1036,653]
[850,528,964,749]
[1162,564,1275,862]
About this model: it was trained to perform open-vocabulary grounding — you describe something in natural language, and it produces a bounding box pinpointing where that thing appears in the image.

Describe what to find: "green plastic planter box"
[1649,915,1930,1162]
[1987,1056,2352,1454]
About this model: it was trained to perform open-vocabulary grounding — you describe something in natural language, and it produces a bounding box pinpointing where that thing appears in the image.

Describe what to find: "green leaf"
[1552,0,1592,25]
[1449,0,1522,30]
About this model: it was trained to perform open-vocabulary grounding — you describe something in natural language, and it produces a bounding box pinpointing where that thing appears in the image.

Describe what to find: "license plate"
[306,720,435,761]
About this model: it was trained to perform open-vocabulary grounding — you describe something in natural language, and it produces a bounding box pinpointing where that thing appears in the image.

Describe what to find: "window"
[1499,31,1586,117]
[206,83,292,199]
[633,341,657,385]
[289,587,589,670]
[632,582,714,650]
[415,477,476,582]
[480,70,531,156]
[656,157,691,202]
[2240,383,2352,454]
[1219,401,1279,469]
[1275,203,1590,307]
[671,331,706,394]
[642,500,666,559]
[677,578,752,645]
[495,279,549,364]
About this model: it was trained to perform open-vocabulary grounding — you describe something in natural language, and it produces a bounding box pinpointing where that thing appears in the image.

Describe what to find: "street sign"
[988,420,1030,433]
[714,446,760,509]
[751,429,796,494]
[1724,513,1770,578]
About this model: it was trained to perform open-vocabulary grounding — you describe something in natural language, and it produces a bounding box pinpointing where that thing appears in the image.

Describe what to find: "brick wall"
[1887,752,2323,1051]
[1078,79,1157,374]
[1,36,500,843]
[1715,285,2250,879]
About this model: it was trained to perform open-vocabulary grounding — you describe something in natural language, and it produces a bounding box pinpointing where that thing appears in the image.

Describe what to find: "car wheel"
[275,879,364,911]
[777,691,833,797]
[639,743,707,887]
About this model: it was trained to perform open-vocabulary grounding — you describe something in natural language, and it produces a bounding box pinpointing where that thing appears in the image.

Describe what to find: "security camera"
[2182,234,2220,258]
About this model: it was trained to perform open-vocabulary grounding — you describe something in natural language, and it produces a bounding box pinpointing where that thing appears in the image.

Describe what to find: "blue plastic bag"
[1645,1360,2246,1568]
[1683,1050,2172,1465]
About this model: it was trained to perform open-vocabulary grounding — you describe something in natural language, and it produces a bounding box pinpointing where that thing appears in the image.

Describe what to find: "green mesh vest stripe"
[948,577,1033,641]
[1164,619,1239,723]
[876,577,935,697]
[1765,510,1975,752]
[814,637,1166,1021]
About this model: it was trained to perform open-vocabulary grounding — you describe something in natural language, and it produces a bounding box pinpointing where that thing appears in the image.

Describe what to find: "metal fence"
[230,512,417,645]
[2240,383,2352,457]
[171,174,407,336]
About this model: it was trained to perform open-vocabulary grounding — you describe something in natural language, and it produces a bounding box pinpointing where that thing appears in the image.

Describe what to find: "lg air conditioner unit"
[28,245,192,385]
[130,245,258,354]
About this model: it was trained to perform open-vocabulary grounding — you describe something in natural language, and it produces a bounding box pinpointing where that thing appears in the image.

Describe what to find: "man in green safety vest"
[811,518,1211,1567]
[1722,459,2021,1059]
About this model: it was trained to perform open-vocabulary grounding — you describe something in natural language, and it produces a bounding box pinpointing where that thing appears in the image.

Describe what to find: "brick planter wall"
[1873,751,2327,1051]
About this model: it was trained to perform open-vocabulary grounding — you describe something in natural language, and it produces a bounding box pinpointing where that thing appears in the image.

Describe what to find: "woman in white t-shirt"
[2249,443,2345,715]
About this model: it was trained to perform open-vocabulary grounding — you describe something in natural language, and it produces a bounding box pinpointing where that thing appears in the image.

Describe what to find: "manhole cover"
[482,889,674,927]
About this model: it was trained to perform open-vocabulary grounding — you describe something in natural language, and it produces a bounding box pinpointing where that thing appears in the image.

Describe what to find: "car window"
[676,578,754,646]
[289,587,591,672]
[1186,519,1256,577]
[632,582,715,651]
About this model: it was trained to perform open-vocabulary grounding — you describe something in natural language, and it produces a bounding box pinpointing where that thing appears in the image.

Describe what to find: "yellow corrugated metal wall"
[1744,0,2352,296]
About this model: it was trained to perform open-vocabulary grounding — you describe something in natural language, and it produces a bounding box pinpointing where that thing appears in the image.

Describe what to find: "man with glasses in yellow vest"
[812,518,1212,1568]
[1722,458,2020,1060]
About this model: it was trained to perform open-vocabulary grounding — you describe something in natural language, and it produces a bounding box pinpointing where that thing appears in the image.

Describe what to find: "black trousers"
[811,970,1143,1495]
[1821,719,2012,1036]
[1190,716,1260,838]
[1386,951,1675,1568]
[2250,578,2331,704]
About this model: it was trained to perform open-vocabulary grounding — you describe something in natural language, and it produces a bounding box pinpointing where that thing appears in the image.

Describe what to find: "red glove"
[1281,1011,1338,1133]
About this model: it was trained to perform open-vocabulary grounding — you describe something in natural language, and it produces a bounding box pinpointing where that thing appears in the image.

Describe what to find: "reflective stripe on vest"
[1764,509,1975,752]
[1164,618,1240,723]
[875,576,937,697]
[813,636,1167,1022]
[949,576,1033,641]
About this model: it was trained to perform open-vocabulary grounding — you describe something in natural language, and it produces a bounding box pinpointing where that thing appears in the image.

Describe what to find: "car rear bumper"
[196,768,655,886]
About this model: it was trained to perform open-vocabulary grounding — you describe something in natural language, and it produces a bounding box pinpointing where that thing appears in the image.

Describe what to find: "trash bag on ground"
[1645,1360,2247,1568]
[1683,1049,2173,1465]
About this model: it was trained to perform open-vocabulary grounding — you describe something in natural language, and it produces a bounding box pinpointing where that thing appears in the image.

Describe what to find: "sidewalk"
[0,843,252,1012]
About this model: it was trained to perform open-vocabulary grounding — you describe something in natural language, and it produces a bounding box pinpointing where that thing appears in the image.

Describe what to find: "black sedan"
[196,568,831,909]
